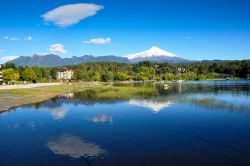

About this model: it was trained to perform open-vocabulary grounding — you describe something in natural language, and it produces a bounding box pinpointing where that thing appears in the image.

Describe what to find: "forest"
[1,60,250,83]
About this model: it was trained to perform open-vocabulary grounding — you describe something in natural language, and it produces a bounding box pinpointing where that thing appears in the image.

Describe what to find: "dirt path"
[0,83,62,90]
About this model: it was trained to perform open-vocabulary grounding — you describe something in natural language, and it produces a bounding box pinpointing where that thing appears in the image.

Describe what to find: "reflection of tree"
[181,97,250,112]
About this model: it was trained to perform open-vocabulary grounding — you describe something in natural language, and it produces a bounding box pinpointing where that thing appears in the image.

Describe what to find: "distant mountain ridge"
[8,47,190,67]
[9,54,130,67]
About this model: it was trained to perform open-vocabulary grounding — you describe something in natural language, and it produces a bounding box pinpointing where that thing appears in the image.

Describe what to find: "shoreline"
[1,79,249,112]
[0,85,82,112]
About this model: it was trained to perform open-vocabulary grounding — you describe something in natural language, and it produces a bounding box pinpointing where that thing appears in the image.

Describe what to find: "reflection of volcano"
[128,99,175,113]
[48,135,105,159]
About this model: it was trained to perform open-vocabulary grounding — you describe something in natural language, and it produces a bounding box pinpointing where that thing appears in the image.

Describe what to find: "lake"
[1,80,250,166]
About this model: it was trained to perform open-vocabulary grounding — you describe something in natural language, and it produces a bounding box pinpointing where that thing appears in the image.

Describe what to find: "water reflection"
[89,115,113,124]
[48,135,106,159]
[182,97,250,112]
[51,107,69,120]
[38,81,250,113]
[128,99,175,113]
[29,121,36,129]
[1,80,250,166]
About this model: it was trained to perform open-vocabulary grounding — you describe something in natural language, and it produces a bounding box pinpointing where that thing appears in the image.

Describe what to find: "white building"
[57,69,74,80]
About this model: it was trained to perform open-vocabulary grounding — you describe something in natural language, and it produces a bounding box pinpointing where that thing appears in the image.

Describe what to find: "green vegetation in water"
[74,86,157,101]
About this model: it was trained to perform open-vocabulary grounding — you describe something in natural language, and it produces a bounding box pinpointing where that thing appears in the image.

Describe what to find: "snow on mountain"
[125,46,178,60]
[125,46,189,63]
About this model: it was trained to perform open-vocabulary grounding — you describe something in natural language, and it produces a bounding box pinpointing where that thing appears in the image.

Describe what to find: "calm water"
[1,80,250,166]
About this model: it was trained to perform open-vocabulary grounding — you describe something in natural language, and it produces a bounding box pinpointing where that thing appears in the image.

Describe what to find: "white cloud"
[4,36,20,41]
[49,43,67,55]
[0,49,5,53]
[10,37,20,41]
[24,36,33,41]
[84,37,111,45]
[4,36,32,41]
[42,3,104,27]
[0,56,19,63]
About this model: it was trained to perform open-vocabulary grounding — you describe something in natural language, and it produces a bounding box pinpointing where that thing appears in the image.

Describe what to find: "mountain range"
[8,46,190,67]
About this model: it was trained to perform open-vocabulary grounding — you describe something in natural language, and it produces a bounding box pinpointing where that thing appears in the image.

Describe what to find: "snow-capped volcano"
[126,46,177,60]
[125,46,189,63]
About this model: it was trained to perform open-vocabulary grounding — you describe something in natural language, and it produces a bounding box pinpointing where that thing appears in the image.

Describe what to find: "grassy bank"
[0,85,81,112]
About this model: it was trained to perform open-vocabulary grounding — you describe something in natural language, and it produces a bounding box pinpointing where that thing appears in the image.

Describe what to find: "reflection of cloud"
[48,135,105,159]
[128,99,174,113]
[7,123,19,129]
[29,121,35,129]
[51,107,69,120]
[90,115,113,124]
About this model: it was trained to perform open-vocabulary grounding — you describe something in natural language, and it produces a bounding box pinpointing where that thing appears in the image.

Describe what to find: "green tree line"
[1,60,250,83]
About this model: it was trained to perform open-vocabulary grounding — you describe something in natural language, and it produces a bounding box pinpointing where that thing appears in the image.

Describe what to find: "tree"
[74,68,90,81]
[50,68,58,80]
[22,67,37,82]
[117,72,130,81]
[102,71,114,82]
[3,63,16,69]
[41,68,52,81]
[2,68,20,82]
[34,67,43,81]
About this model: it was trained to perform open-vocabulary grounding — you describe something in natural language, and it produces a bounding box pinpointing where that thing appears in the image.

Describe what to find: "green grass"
[0,85,82,112]
[75,86,156,100]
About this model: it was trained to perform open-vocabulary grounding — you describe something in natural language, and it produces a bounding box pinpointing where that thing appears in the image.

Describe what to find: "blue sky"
[0,0,250,63]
